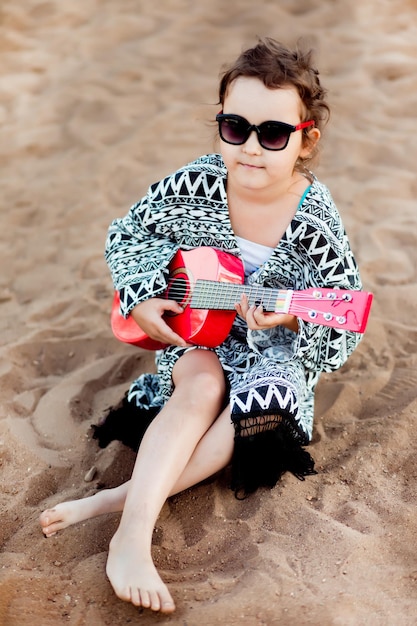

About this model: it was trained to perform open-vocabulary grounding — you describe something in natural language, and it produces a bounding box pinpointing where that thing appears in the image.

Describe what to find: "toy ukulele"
[111,247,373,350]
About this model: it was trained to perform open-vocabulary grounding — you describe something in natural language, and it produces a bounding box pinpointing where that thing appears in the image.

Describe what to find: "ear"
[300,127,321,159]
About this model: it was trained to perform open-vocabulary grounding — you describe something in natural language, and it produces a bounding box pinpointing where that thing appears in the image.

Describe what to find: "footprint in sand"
[3,321,154,466]
[154,485,259,589]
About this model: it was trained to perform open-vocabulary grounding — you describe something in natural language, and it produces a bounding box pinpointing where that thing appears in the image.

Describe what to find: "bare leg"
[39,405,234,537]
[41,349,229,613]
[106,349,228,613]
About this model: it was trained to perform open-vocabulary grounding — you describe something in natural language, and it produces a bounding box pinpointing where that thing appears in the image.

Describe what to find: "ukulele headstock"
[287,288,373,333]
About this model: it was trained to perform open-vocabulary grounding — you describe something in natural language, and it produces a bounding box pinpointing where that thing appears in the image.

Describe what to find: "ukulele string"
[165,281,351,305]
[159,279,362,328]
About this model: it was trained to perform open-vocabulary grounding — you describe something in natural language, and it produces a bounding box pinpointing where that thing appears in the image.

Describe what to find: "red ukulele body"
[111,248,245,349]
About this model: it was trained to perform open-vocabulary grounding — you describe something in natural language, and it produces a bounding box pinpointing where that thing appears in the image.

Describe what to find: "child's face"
[220,77,318,193]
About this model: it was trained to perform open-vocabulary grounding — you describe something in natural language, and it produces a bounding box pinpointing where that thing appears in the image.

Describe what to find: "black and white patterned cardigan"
[105,154,362,377]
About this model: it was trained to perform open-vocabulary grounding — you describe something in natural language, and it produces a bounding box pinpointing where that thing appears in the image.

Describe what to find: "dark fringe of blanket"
[91,394,158,451]
[231,423,317,499]
[92,397,317,500]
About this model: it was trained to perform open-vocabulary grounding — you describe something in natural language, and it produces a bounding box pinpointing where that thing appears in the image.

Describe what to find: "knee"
[172,349,225,407]
[174,350,223,386]
[188,369,226,408]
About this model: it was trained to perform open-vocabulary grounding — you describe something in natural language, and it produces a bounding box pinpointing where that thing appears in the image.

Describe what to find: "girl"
[40,38,363,613]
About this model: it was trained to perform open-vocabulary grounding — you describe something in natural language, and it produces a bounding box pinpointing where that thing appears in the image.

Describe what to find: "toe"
[161,600,176,614]
[148,590,161,612]
[118,586,134,604]
[160,592,175,614]
[139,590,151,608]
[39,511,50,528]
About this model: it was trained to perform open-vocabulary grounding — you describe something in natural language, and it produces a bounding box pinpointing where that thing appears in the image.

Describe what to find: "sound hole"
[166,277,189,308]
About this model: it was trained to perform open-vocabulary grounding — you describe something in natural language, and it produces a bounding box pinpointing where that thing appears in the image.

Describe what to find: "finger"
[162,299,184,315]
[234,300,247,317]
[248,304,277,330]
[252,304,264,323]
[245,303,258,320]
[158,323,189,347]
[236,293,250,317]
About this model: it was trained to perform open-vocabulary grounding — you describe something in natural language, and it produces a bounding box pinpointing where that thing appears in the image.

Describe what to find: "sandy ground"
[0,1,417,624]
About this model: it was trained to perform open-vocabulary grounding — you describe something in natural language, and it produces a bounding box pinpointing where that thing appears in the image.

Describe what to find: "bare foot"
[106,531,176,613]
[40,489,123,537]
[40,500,94,537]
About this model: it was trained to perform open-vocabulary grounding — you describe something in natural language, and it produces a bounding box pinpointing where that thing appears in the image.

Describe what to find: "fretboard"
[190,280,290,313]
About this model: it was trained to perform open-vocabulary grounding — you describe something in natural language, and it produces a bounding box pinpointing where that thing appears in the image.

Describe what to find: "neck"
[227,172,306,207]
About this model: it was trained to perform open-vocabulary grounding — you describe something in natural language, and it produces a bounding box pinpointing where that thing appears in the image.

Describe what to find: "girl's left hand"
[235,293,298,333]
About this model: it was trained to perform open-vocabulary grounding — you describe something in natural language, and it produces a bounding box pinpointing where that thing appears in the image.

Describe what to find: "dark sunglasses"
[216,112,315,151]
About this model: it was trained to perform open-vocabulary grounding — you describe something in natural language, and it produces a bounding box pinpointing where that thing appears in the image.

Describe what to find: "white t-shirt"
[236,236,274,277]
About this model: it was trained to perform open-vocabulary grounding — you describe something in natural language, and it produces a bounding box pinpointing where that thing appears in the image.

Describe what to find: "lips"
[240,162,262,169]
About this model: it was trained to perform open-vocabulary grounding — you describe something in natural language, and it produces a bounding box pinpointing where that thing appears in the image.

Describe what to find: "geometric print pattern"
[106,154,363,442]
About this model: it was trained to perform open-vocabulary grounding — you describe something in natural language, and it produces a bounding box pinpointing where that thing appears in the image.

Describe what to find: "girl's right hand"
[130,298,190,347]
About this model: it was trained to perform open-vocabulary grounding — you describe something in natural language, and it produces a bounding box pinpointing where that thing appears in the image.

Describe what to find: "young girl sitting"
[40,38,364,614]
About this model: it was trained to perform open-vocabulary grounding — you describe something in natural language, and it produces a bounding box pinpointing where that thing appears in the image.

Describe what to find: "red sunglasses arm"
[295,120,315,130]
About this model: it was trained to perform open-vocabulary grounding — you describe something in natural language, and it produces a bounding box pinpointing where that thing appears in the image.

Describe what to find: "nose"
[242,128,262,154]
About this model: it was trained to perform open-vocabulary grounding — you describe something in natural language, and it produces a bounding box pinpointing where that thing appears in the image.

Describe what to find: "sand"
[0,0,416,624]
